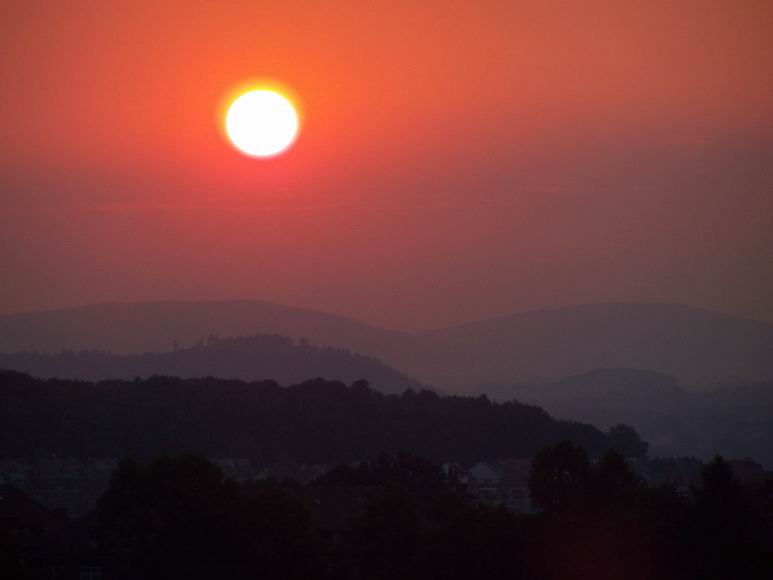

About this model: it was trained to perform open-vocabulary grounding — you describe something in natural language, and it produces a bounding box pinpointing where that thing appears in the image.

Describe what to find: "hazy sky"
[2,1,772,329]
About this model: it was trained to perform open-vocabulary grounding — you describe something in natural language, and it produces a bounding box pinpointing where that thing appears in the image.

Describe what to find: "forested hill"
[0,333,420,395]
[3,300,772,388]
[0,371,611,463]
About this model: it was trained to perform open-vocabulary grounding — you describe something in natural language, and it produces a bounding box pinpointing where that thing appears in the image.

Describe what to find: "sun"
[224,89,300,158]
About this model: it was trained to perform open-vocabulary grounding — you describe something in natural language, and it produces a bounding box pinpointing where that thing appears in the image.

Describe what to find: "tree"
[593,449,640,501]
[98,456,319,580]
[355,485,420,580]
[607,424,648,459]
[528,441,591,515]
[687,455,773,580]
[697,455,738,505]
[0,535,23,580]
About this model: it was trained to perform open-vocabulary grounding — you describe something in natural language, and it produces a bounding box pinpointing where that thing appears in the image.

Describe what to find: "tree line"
[0,370,617,463]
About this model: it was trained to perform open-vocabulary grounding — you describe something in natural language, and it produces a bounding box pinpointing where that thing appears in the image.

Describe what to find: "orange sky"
[2,1,773,328]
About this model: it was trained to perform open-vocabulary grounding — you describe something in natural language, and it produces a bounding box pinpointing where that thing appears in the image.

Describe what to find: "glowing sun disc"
[225,89,299,157]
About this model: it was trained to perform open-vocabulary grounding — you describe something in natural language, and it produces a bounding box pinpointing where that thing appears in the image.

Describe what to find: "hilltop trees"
[0,371,610,463]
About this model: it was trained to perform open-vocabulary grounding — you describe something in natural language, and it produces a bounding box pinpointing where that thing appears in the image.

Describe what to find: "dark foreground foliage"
[96,456,320,580]
[0,370,609,463]
[5,450,770,580]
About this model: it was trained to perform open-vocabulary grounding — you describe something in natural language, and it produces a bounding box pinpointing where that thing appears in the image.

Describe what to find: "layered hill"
[1,301,772,388]
[418,302,773,387]
[0,371,610,463]
[494,368,773,467]
[0,300,408,356]
[0,333,421,395]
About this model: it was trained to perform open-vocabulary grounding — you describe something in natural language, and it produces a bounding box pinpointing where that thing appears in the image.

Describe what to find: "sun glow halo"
[224,88,300,158]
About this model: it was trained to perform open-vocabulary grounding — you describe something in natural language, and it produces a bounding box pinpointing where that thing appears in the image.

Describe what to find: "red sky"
[2,1,773,329]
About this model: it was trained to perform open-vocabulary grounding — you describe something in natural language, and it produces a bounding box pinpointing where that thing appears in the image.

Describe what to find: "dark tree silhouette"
[593,448,641,505]
[528,440,591,515]
[97,457,319,580]
[32,450,773,580]
[696,454,739,504]
[0,371,611,463]
[606,423,649,458]
[686,455,773,580]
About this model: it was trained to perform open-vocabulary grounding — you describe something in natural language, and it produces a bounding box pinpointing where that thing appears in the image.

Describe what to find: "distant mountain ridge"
[417,302,773,387]
[1,300,772,387]
[493,367,773,467]
[0,333,421,395]
[0,300,408,356]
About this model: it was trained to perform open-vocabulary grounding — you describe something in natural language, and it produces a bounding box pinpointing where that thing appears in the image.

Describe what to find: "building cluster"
[0,458,118,519]
[631,456,770,495]
[0,457,333,518]
[3,454,770,522]
[461,458,534,513]
[461,456,772,511]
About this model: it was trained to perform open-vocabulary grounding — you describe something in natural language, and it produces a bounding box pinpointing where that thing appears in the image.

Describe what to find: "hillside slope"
[494,368,773,467]
[0,371,609,463]
[0,333,421,394]
[420,303,773,386]
[2,301,772,387]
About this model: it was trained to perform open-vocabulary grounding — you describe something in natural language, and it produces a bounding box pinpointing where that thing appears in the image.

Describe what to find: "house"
[497,459,534,513]
[632,457,704,494]
[465,460,533,513]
